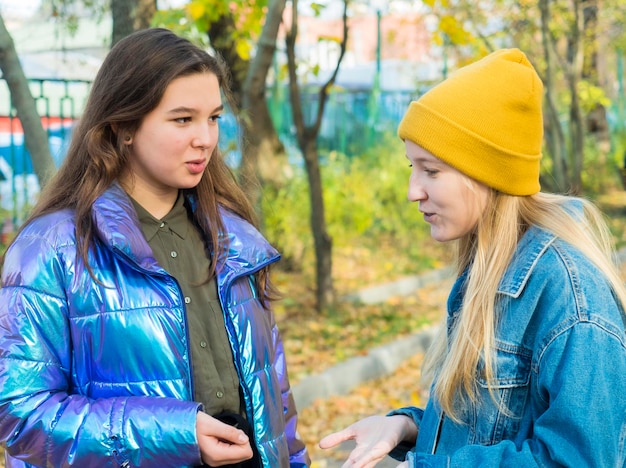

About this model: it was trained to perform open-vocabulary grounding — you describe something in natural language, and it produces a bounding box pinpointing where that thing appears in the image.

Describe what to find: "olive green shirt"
[130,194,242,416]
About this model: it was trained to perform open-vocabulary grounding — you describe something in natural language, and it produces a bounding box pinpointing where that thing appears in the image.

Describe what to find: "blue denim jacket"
[390,226,626,467]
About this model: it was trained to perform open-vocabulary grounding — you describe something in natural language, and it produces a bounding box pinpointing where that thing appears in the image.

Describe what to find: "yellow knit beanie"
[398,48,543,196]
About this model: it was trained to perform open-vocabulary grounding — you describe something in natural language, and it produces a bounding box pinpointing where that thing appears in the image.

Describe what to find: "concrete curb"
[342,267,452,304]
[293,326,438,409]
[293,267,450,409]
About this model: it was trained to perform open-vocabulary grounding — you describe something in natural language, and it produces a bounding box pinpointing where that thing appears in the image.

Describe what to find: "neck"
[120,180,179,219]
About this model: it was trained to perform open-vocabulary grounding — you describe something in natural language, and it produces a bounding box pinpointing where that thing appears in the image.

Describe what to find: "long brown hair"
[21,28,275,303]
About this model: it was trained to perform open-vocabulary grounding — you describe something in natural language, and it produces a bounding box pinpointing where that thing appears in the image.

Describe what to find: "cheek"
[460,192,485,226]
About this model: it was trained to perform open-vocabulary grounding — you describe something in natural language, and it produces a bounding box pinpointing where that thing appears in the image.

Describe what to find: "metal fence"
[269,87,420,159]
[0,78,91,226]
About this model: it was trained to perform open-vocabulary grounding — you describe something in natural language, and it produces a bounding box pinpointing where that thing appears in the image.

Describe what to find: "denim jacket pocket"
[467,343,532,445]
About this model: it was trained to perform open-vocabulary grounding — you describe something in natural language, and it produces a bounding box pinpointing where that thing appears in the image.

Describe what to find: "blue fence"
[0,78,92,225]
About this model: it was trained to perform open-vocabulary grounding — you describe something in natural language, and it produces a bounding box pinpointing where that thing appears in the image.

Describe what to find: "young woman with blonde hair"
[320,48,626,467]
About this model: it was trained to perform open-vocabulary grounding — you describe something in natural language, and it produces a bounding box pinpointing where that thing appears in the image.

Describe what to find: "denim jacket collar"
[498,226,556,298]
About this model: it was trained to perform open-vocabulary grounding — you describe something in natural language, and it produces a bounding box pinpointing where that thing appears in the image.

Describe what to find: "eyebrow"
[411,155,442,165]
[415,157,436,163]
[167,104,224,115]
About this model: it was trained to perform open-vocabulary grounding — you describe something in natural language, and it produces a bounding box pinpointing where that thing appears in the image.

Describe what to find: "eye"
[424,168,439,176]
[209,114,222,123]
[174,116,192,124]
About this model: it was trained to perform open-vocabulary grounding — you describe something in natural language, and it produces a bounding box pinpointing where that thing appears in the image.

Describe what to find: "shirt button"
[170,251,178,258]
[184,296,191,304]
[216,391,224,398]
[159,222,166,228]
[200,341,207,348]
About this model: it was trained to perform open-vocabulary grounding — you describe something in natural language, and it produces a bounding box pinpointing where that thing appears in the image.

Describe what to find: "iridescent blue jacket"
[0,184,309,467]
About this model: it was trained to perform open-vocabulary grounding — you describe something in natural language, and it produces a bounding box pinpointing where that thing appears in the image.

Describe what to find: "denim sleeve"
[406,320,626,467]
[386,406,424,461]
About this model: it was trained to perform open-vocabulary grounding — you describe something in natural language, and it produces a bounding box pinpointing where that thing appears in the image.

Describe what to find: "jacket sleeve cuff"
[110,397,203,467]
[386,407,424,461]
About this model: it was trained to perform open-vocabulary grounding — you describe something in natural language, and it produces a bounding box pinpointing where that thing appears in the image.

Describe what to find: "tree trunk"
[582,0,610,149]
[207,3,289,215]
[134,0,156,30]
[241,0,290,215]
[566,0,585,194]
[110,0,135,46]
[302,137,333,309]
[539,0,567,192]
[0,14,55,187]
[111,0,154,46]
[285,0,348,310]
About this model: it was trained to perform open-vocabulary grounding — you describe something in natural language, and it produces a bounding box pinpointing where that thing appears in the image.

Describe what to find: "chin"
[179,178,203,189]
[430,229,445,243]
[431,231,455,243]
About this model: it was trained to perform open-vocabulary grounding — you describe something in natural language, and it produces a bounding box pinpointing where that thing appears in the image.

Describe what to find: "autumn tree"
[0,13,55,187]
[285,0,349,311]
[421,0,626,194]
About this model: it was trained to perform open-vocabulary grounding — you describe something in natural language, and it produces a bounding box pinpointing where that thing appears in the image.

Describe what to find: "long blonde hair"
[423,191,626,422]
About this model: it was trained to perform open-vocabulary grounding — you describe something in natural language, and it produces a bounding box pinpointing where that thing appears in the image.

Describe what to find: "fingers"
[319,428,355,449]
[196,411,253,466]
[196,411,249,445]
[340,444,389,468]
[213,423,249,446]
[202,440,253,467]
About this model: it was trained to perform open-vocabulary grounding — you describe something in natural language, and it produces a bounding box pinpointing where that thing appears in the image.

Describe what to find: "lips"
[186,159,207,174]
[420,209,435,223]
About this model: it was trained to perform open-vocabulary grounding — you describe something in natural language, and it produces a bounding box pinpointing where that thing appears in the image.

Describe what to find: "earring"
[124,135,132,142]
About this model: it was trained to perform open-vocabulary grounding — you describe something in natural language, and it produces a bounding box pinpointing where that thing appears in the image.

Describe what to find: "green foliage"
[578,80,612,113]
[579,136,623,195]
[150,8,210,47]
[309,2,326,17]
[261,133,439,274]
[321,136,411,242]
[261,168,312,268]
[154,0,269,61]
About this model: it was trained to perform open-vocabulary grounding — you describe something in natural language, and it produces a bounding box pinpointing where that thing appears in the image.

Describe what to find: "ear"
[111,124,132,145]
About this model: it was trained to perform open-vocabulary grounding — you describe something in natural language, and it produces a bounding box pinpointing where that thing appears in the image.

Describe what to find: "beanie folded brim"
[399,101,541,196]
[397,48,543,196]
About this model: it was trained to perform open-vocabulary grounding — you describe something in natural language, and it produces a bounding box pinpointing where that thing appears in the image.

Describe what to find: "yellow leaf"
[236,40,251,60]
[188,1,206,20]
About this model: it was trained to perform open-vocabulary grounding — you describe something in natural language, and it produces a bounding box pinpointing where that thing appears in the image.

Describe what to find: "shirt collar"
[130,192,189,242]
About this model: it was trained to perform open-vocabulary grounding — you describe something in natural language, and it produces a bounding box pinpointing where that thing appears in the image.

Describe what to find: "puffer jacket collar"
[91,183,280,280]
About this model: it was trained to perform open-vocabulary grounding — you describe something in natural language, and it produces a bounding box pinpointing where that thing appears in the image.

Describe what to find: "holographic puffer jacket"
[0,183,309,468]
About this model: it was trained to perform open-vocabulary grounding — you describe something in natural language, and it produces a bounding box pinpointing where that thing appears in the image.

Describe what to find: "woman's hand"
[319,415,417,468]
[195,411,254,466]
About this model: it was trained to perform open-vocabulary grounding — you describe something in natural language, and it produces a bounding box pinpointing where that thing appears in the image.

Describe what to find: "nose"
[407,173,426,202]
[192,123,216,151]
